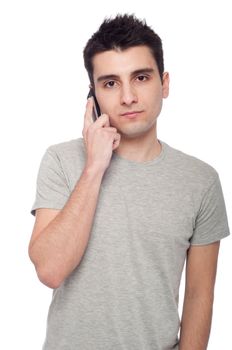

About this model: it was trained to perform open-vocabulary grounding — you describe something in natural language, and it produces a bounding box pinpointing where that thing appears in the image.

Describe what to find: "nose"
[120,84,138,106]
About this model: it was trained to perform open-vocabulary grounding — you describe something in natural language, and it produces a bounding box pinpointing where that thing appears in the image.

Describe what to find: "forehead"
[92,45,158,80]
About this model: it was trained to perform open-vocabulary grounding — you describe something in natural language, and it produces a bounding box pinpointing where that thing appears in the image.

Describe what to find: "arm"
[28,97,121,289]
[179,241,220,350]
[29,165,105,289]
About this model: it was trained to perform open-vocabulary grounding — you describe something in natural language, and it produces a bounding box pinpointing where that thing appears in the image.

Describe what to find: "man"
[29,14,230,350]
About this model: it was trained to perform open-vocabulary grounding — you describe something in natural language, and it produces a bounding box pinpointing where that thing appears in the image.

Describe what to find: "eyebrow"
[96,68,155,83]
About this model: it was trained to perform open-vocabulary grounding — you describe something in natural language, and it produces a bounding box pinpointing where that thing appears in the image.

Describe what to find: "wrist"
[83,163,106,180]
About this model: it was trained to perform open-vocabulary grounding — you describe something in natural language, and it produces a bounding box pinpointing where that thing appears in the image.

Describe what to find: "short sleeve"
[31,148,70,216]
[190,174,230,245]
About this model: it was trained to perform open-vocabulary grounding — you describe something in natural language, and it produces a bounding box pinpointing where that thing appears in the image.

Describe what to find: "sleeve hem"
[31,204,64,216]
[190,231,230,246]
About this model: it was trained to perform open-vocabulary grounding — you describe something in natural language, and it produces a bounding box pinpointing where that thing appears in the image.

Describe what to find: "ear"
[162,72,170,98]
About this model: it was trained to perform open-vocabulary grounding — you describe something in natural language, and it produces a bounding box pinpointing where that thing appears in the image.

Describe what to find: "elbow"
[184,289,215,310]
[36,266,63,289]
[185,287,215,303]
[28,246,64,289]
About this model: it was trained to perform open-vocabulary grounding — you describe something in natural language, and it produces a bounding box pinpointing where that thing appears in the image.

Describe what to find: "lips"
[121,111,143,118]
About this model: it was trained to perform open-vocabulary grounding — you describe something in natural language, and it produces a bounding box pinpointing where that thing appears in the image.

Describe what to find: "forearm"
[29,165,104,288]
[179,294,213,350]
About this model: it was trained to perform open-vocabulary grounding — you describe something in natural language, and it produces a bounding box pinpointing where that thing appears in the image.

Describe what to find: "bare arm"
[179,241,220,350]
[28,97,121,289]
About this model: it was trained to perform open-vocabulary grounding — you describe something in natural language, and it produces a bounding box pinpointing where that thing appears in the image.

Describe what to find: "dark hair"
[83,14,164,86]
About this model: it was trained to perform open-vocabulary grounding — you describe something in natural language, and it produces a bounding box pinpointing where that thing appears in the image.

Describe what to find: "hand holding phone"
[83,91,121,173]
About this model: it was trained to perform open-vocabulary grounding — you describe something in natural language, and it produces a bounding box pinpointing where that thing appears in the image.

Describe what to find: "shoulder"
[44,138,86,168]
[163,141,219,190]
[43,138,86,189]
[47,137,85,157]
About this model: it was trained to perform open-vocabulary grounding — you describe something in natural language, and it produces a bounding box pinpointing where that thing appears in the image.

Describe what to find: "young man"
[29,14,230,350]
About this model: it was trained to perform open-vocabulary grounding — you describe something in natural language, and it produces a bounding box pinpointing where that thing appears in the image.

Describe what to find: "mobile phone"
[87,89,101,121]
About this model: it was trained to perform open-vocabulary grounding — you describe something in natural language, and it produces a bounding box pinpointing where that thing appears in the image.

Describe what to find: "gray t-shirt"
[31,138,230,350]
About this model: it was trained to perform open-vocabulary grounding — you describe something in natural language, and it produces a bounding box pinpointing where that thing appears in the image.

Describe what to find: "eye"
[136,75,149,82]
[104,80,116,88]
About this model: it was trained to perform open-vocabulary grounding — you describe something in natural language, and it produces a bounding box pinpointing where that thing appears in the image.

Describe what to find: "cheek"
[98,95,115,115]
[153,86,163,101]
[147,91,163,116]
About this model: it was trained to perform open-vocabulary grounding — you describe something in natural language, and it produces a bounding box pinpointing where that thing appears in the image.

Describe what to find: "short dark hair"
[83,14,164,87]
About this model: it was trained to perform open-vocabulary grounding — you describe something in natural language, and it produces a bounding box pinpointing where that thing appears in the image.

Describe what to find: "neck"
[113,126,161,163]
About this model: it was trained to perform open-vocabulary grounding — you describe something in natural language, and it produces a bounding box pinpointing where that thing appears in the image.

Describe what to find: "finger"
[112,133,121,150]
[83,97,94,131]
[101,126,118,133]
[93,113,110,128]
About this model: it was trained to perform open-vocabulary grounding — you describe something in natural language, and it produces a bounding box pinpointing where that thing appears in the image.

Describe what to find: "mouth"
[120,111,143,119]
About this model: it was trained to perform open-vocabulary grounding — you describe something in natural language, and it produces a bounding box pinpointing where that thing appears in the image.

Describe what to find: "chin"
[120,126,154,139]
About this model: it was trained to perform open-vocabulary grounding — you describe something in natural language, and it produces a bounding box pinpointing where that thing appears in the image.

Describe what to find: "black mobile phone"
[87,89,101,121]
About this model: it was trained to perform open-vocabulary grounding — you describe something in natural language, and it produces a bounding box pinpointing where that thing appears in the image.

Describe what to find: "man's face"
[92,45,169,139]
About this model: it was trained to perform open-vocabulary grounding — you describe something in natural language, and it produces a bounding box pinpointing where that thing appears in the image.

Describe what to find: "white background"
[0,0,231,349]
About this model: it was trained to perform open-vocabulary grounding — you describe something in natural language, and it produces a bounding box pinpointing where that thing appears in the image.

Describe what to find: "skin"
[179,241,220,350]
[91,45,170,162]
